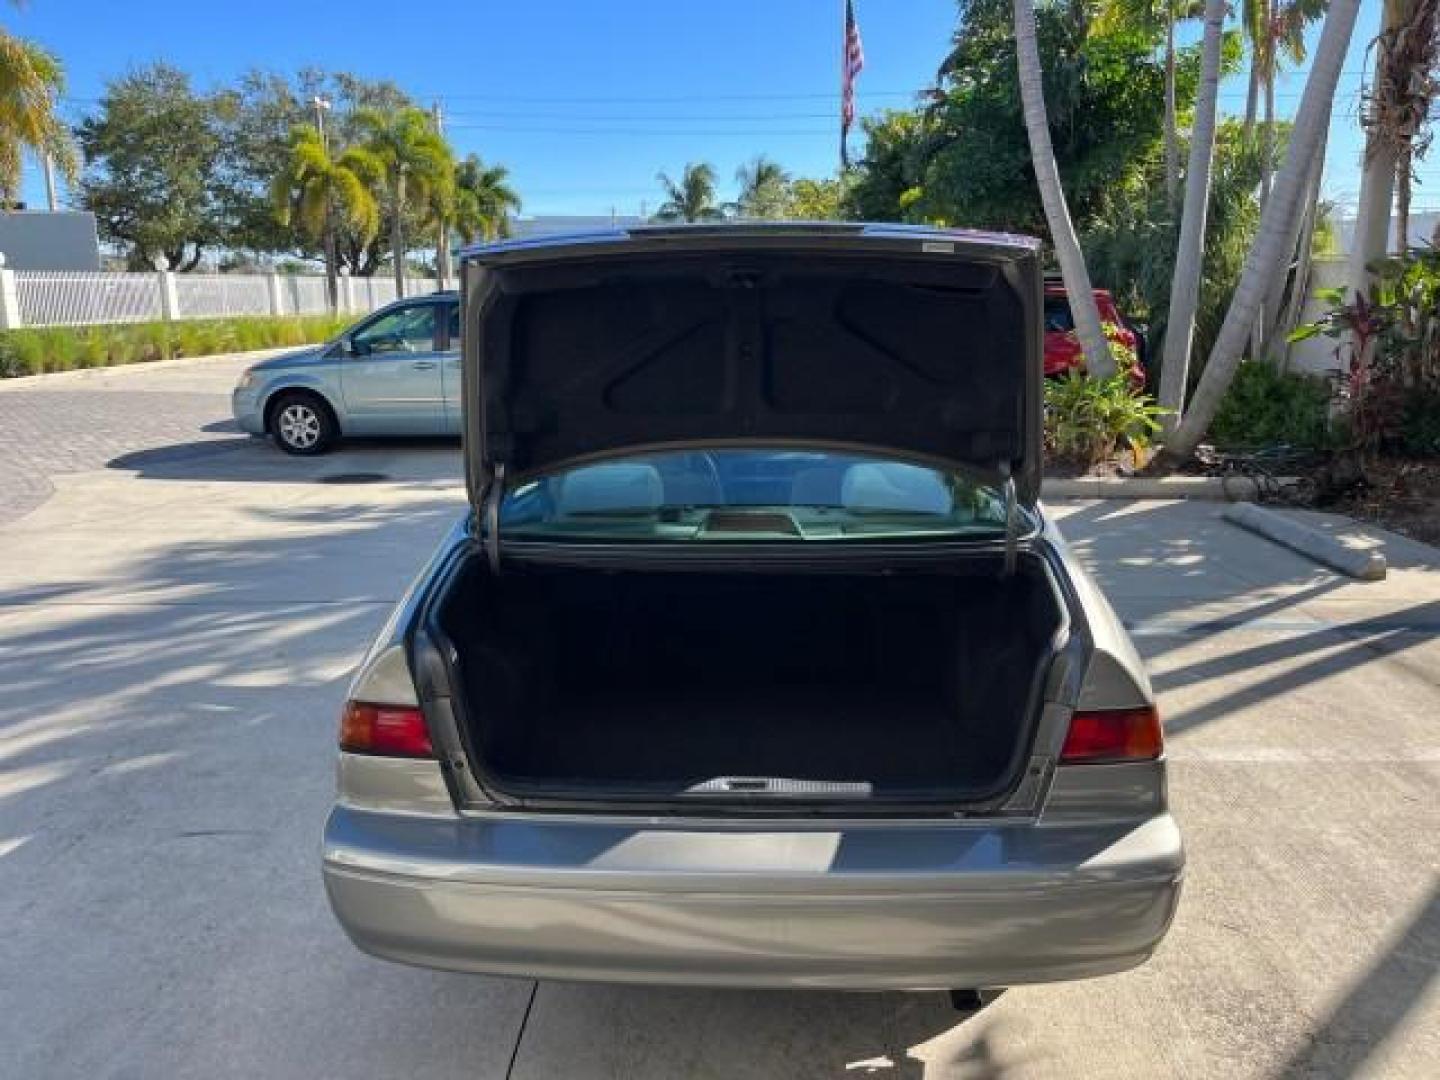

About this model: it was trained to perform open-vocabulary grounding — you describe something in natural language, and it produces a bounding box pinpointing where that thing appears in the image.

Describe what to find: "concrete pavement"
[1,356,1437,1078]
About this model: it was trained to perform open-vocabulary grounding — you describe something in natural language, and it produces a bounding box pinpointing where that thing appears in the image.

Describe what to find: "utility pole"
[432,100,450,289]
[312,95,336,311]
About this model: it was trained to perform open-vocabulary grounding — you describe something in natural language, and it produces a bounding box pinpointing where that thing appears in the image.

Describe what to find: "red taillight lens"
[1059,706,1163,764]
[339,701,434,758]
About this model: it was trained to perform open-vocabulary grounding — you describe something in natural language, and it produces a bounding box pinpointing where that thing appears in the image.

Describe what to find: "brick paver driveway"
[0,357,261,525]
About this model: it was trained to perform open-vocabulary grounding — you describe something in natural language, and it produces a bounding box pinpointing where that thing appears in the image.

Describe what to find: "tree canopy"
[654,162,725,222]
[844,0,1212,235]
[76,64,226,270]
[453,155,521,243]
[732,156,792,219]
[74,65,519,275]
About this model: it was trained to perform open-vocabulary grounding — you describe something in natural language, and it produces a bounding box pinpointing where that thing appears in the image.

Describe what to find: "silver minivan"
[321,223,1183,992]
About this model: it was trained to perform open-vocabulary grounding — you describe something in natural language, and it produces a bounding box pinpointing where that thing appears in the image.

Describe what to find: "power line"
[442,124,843,136]
[443,110,847,121]
[409,89,919,104]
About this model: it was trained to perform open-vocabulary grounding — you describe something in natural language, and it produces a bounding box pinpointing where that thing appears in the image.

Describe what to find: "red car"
[1043,282,1147,387]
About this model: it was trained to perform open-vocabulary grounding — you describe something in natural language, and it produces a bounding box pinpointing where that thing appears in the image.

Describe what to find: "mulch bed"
[1324,457,1440,547]
[1043,448,1150,479]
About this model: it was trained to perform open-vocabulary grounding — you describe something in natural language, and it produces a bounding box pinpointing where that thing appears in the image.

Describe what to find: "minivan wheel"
[270,393,337,455]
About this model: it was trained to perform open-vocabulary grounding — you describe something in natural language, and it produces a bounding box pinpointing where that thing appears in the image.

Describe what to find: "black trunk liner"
[503,686,973,788]
[438,561,1061,802]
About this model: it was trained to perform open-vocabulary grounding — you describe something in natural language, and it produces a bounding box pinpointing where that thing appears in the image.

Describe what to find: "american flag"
[840,0,865,168]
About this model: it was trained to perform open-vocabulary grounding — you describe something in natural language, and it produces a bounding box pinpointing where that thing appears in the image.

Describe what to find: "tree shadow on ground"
[1049,499,1440,735]
[1273,880,1438,1079]
[0,489,537,1077]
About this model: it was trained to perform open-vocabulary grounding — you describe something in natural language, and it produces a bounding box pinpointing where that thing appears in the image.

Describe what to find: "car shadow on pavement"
[107,434,464,484]
[505,982,1023,1079]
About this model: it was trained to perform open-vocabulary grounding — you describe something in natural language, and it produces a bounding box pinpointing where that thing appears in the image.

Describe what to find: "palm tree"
[1242,0,1270,133]
[356,106,453,296]
[1158,0,1228,432]
[733,155,791,219]
[453,155,521,243]
[429,181,455,290]
[653,163,725,222]
[270,126,382,311]
[1097,0,1205,207]
[0,30,78,205]
[1237,1,1329,362]
[1166,0,1363,461]
[1347,1,1404,302]
[1247,2,1329,205]
[1013,0,1115,379]
[1349,0,1438,274]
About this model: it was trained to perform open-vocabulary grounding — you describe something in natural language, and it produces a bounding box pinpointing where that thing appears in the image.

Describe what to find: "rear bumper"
[322,807,1183,989]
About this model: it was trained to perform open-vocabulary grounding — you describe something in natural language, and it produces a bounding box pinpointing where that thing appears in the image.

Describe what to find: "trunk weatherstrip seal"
[483,462,506,575]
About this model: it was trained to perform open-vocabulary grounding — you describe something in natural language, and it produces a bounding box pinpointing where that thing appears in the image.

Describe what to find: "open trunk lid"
[459,223,1045,507]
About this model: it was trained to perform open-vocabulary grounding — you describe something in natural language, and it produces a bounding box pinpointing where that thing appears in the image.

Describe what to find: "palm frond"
[0,30,78,201]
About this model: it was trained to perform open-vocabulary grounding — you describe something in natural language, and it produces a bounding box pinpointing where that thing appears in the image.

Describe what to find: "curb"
[1042,475,1286,501]
[0,346,297,391]
[1223,502,1387,580]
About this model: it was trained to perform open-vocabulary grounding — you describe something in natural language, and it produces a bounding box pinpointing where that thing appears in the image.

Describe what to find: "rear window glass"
[498,449,1013,542]
[1044,298,1073,332]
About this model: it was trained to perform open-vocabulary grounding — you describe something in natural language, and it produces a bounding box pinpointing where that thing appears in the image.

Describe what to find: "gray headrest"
[556,463,664,515]
[841,463,951,514]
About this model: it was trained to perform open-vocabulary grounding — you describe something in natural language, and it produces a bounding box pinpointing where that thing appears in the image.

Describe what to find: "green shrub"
[1289,247,1440,454]
[0,315,350,377]
[1045,371,1167,465]
[1208,361,1333,450]
[1401,389,1440,456]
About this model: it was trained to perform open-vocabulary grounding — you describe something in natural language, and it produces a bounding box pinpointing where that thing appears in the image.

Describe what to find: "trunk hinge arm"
[482,462,507,575]
[1000,461,1018,577]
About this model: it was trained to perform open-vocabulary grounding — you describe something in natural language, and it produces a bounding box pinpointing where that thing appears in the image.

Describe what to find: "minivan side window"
[350,304,438,356]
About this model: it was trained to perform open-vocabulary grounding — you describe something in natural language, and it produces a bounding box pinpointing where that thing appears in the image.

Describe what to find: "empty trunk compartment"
[431,554,1067,809]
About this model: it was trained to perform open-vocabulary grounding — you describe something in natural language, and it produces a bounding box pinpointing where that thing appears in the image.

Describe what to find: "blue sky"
[9,0,1427,222]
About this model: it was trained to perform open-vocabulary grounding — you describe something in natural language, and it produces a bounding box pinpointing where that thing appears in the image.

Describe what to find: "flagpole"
[839,0,848,172]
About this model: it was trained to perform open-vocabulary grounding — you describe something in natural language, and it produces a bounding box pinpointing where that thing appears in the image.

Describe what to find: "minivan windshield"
[498,449,1016,541]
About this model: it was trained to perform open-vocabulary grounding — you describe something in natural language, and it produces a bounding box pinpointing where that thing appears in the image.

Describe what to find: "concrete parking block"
[1225,501,1388,580]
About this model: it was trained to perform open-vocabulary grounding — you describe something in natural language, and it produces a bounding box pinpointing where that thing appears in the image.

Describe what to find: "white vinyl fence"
[1,268,442,330]
[15,272,162,327]
[175,273,272,319]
